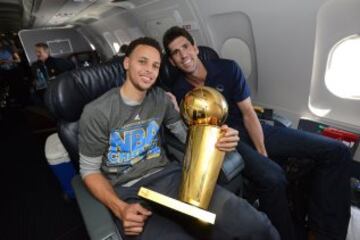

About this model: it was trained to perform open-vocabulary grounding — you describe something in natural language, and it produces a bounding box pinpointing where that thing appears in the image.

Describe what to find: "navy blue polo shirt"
[171,59,250,128]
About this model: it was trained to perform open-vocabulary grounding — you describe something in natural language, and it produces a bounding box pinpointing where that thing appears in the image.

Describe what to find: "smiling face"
[123,44,161,92]
[167,36,200,75]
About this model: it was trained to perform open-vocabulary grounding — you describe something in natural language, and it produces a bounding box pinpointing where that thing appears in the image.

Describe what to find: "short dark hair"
[125,37,162,57]
[35,42,49,50]
[162,26,195,55]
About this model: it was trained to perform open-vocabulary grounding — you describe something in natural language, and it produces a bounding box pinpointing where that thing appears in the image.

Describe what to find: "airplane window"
[325,34,360,100]
[220,38,252,79]
[47,39,73,56]
[113,42,120,53]
[89,43,96,51]
[114,28,131,45]
[103,32,118,54]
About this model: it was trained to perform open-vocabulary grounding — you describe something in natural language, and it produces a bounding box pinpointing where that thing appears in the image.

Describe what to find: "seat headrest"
[158,46,219,90]
[198,46,220,62]
[45,61,124,122]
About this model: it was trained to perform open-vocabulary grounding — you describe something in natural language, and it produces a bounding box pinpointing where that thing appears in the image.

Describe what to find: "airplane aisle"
[0,107,89,240]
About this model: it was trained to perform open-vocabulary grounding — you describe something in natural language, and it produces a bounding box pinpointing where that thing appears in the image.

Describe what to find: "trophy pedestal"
[138,187,216,224]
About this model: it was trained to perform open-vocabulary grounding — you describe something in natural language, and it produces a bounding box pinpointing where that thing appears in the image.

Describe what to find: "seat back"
[45,61,125,170]
[67,51,100,69]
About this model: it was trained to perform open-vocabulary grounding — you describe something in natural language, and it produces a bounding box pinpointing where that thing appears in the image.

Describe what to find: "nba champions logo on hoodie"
[107,119,161,166]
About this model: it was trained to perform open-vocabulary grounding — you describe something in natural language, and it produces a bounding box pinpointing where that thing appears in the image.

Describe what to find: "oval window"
[325,34,360,100]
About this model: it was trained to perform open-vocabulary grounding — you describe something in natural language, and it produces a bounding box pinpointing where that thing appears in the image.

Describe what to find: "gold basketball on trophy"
[179,87,228,210]
[180,86,228,126]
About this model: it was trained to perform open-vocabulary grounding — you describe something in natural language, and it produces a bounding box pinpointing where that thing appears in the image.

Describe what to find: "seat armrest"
[163,129,244,183]
[72,175,122,240]
[219,151,245,183]
[254,106,292,128]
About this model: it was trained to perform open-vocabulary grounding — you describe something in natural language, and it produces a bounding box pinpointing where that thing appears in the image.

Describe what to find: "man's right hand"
[119,203,152,236]
[82,174,152,236]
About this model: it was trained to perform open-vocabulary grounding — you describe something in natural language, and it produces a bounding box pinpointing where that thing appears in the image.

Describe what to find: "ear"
[194,43,199,55]
[123,56,129,70]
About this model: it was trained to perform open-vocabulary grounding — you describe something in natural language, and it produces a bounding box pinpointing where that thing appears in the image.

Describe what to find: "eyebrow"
[170,43,188,54]
[139,56,160,65]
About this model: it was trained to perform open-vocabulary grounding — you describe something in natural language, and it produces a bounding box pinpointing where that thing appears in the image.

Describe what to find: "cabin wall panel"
[19,28,92,64]
[78,0,204,60]
[309,0,360,128]
[79,11,143,60]
[191,0,330,126]
[129,0,209,47]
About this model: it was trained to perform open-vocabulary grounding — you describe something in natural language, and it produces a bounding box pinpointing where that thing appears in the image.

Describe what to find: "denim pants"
[236,124,351,240]
[115,162,280,240]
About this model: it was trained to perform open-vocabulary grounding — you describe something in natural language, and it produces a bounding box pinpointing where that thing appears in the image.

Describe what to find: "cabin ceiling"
[0,0,142,34]
[0,0,23,33]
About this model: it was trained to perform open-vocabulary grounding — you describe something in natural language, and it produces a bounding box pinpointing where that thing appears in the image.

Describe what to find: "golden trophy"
[138,86,228,224]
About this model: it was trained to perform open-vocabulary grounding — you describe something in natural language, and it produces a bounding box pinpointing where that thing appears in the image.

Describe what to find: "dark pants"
[115,162,280,240]
[237,124,351,240]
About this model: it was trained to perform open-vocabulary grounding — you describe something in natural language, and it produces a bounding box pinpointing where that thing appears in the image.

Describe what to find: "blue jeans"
[236,124,351,240]
[115,162,280,240]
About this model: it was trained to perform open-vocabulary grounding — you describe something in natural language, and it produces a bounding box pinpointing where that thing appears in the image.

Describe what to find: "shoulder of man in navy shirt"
[172,58,249,101]
[171,58,250,128]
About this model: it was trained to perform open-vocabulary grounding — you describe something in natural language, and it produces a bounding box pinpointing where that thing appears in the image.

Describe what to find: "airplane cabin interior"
[0,0,360,239]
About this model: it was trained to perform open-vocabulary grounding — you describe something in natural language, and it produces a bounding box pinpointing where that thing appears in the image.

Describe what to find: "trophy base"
[138,187,216,224]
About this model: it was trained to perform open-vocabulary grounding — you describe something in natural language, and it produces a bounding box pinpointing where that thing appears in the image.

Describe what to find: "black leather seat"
[67,51,100,69]
[45,61,125,240]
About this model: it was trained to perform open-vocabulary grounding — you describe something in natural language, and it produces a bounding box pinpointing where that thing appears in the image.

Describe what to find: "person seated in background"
[0,40,20,70]
[119,44,129,55]
[31,42,75,103]
[78,37,280,240]
[0,40,21,105]
[110,43,129,64]
[162,26,351,240]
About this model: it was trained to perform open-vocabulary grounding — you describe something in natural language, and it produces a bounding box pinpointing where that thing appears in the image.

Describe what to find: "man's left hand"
[216,125,240,152]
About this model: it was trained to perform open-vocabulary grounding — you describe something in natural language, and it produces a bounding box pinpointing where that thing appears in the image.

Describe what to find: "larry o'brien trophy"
[138,86,228,224]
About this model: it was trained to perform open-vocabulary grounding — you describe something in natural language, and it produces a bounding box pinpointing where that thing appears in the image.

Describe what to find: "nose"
[179,49,187,58]
[144,63,154,74]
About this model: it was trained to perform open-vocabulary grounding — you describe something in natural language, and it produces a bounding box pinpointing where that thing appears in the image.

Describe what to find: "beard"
[130,78,154,92]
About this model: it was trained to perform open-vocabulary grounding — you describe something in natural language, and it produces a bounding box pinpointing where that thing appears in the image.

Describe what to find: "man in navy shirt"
[163,26,351,240]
